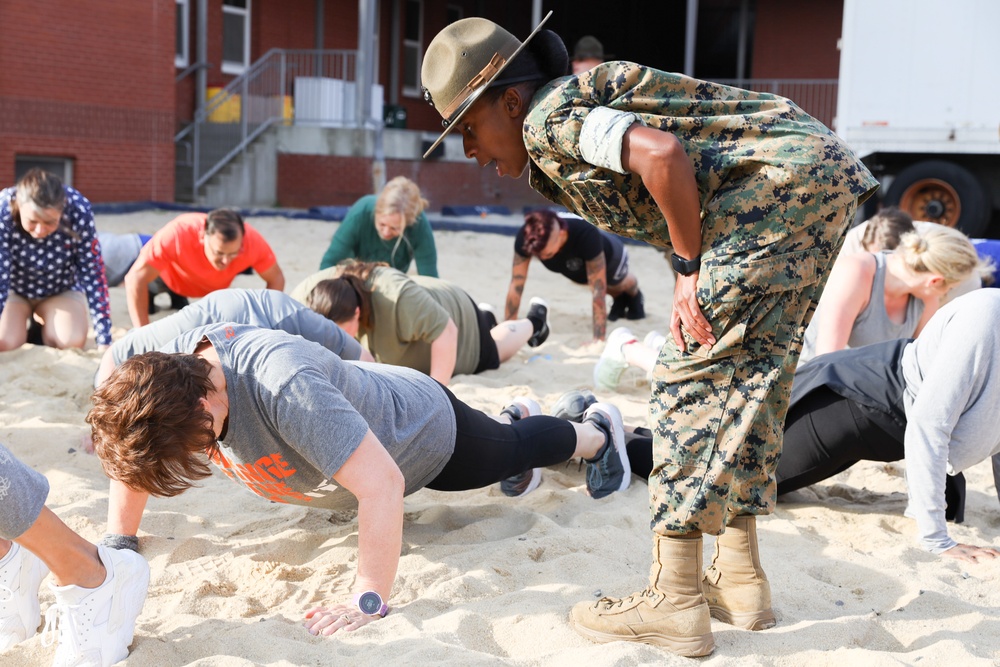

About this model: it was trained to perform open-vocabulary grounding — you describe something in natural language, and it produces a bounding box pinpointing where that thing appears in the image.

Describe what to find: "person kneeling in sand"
[94,288,374,388]
[0,442,148,663]
[86,323,631,635]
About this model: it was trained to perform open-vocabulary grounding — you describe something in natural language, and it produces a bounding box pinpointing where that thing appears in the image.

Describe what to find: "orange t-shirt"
[140,213,278,297]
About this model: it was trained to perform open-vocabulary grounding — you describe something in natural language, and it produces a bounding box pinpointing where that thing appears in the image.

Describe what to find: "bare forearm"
[354,489,404,599]
[504,283,524,322]
[622,127,702,259]
[106,479,149,536]
[125,279,150,328]
[504,255,529,321]
[587,258,608,340]
[429,320,459,384]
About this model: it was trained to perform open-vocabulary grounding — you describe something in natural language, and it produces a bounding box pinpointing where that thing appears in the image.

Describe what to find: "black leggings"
[426,387,577,491]
[776,387,903,495]
[776,386,966,522]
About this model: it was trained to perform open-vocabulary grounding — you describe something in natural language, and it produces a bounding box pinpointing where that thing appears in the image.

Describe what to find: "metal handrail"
[175,61,212,84]
[179,48,362,199]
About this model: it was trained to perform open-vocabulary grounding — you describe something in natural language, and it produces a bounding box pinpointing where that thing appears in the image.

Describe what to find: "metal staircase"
[174,48,364,203]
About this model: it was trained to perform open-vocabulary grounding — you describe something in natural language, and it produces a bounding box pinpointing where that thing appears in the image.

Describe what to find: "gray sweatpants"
[0,443,49,540]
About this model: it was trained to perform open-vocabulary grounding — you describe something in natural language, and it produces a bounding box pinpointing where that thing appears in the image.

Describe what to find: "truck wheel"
[884,160,991,237]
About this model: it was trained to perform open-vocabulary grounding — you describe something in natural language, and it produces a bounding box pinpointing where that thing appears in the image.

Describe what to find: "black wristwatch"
[670,252,701,276]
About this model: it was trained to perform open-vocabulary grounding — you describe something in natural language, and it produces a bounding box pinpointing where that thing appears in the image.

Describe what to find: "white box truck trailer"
[836,0,1000,236]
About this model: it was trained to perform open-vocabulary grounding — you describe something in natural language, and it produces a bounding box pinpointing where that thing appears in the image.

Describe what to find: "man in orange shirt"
[124,209,285,327]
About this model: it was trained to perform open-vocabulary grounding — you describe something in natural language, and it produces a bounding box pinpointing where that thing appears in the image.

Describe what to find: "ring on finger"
[340,614,352,623]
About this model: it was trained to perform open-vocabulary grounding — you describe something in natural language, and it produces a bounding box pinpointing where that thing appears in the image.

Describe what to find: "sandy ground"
[2,210,998,666]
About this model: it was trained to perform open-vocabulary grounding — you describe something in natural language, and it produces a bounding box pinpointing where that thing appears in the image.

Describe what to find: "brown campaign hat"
[420,12,553,159]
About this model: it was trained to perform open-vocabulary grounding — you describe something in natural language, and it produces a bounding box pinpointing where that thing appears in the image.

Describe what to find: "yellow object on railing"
[206,87,240,123]
[206,87,293,124]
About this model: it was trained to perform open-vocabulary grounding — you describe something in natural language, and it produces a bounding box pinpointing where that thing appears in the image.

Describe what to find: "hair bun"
[529,29,570,79]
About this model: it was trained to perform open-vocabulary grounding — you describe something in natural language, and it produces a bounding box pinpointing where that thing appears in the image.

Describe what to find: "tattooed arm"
[504,253,530,321]
[585,254,608,341]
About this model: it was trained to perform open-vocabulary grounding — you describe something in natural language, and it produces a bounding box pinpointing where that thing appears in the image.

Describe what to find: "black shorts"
[470,297,501,374]
[606,246,630,287]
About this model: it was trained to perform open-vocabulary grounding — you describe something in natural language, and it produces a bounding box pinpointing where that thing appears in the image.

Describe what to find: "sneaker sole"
[511,398,542,418]
[552,392,597,422]
[502,467,543,497]
[570,618,715,657]
[708,604,776,631]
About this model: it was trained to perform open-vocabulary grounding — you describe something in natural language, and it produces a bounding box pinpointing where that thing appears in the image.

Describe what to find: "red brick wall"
[277,154,549,211]
[0,0,175,201]
[752,0,843,78]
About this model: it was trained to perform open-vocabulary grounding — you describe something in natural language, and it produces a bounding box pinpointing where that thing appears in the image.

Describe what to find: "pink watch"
[354,591,390,617]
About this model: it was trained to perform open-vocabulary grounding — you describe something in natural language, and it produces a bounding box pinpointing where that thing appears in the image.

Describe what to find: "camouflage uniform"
[523,62,879,537]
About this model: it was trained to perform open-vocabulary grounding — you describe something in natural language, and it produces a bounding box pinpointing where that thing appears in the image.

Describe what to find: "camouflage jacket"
[523,61,879,248]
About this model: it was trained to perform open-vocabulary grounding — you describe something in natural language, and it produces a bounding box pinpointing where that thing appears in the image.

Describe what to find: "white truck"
[836,0,1000,236]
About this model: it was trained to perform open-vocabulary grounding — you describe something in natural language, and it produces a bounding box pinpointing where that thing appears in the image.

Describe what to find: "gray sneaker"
[500,398,544,497]
[551,389,598,423]
[582,402,631,499]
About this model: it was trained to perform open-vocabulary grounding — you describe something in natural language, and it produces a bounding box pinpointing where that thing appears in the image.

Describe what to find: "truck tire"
[884,160,991,237]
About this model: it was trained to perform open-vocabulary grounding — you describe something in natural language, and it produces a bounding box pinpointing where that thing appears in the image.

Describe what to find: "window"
[15,156,74,188]
[402,0,423,97]
[446,4,463,24]
[222,0,251,75]
[175,0,189,68]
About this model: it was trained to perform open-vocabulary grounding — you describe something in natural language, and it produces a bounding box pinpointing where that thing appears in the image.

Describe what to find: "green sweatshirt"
[319,195,438,276]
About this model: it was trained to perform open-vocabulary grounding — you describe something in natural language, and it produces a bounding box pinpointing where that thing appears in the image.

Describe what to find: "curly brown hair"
[87,351,219,497]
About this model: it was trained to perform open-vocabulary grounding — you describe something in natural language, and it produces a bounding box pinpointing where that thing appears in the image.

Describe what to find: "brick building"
[1,0,846,210]
[0,0,175,201]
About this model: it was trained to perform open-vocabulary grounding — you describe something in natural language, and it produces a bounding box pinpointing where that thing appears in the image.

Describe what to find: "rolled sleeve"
[579,107,644,174]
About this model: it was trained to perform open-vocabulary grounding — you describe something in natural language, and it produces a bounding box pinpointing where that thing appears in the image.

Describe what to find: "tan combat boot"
[702,514,776,630]
[570,533,715,657]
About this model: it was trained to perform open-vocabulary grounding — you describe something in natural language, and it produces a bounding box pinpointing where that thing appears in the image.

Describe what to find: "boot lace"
[596,587,658,609]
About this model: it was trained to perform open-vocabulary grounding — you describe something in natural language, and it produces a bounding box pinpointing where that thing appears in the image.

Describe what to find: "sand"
[2,210,998,666]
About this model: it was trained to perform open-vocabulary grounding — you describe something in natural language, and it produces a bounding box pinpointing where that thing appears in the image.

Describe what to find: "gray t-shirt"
[159,323,457,511]
[111,289,363,365]
[900,289,1000,553]
[801,252,923,364]
[98,231,144,287]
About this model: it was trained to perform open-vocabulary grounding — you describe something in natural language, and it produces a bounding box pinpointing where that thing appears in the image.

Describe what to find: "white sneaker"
[43,545,149,667]
[0,543,49,650]
[593,327,638,391]
[643,330,667,352]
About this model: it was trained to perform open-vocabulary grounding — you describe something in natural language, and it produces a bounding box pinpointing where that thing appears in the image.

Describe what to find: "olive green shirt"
[290,267,482,376]
[364,268,481,375]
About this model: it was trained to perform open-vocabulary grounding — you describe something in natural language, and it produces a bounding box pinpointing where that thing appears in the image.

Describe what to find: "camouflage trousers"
[649,171,859,537]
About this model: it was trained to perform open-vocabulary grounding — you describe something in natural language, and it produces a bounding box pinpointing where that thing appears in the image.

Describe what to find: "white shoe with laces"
[0,542,49,650]
[42,545,149,667]
[593,327,638,391]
